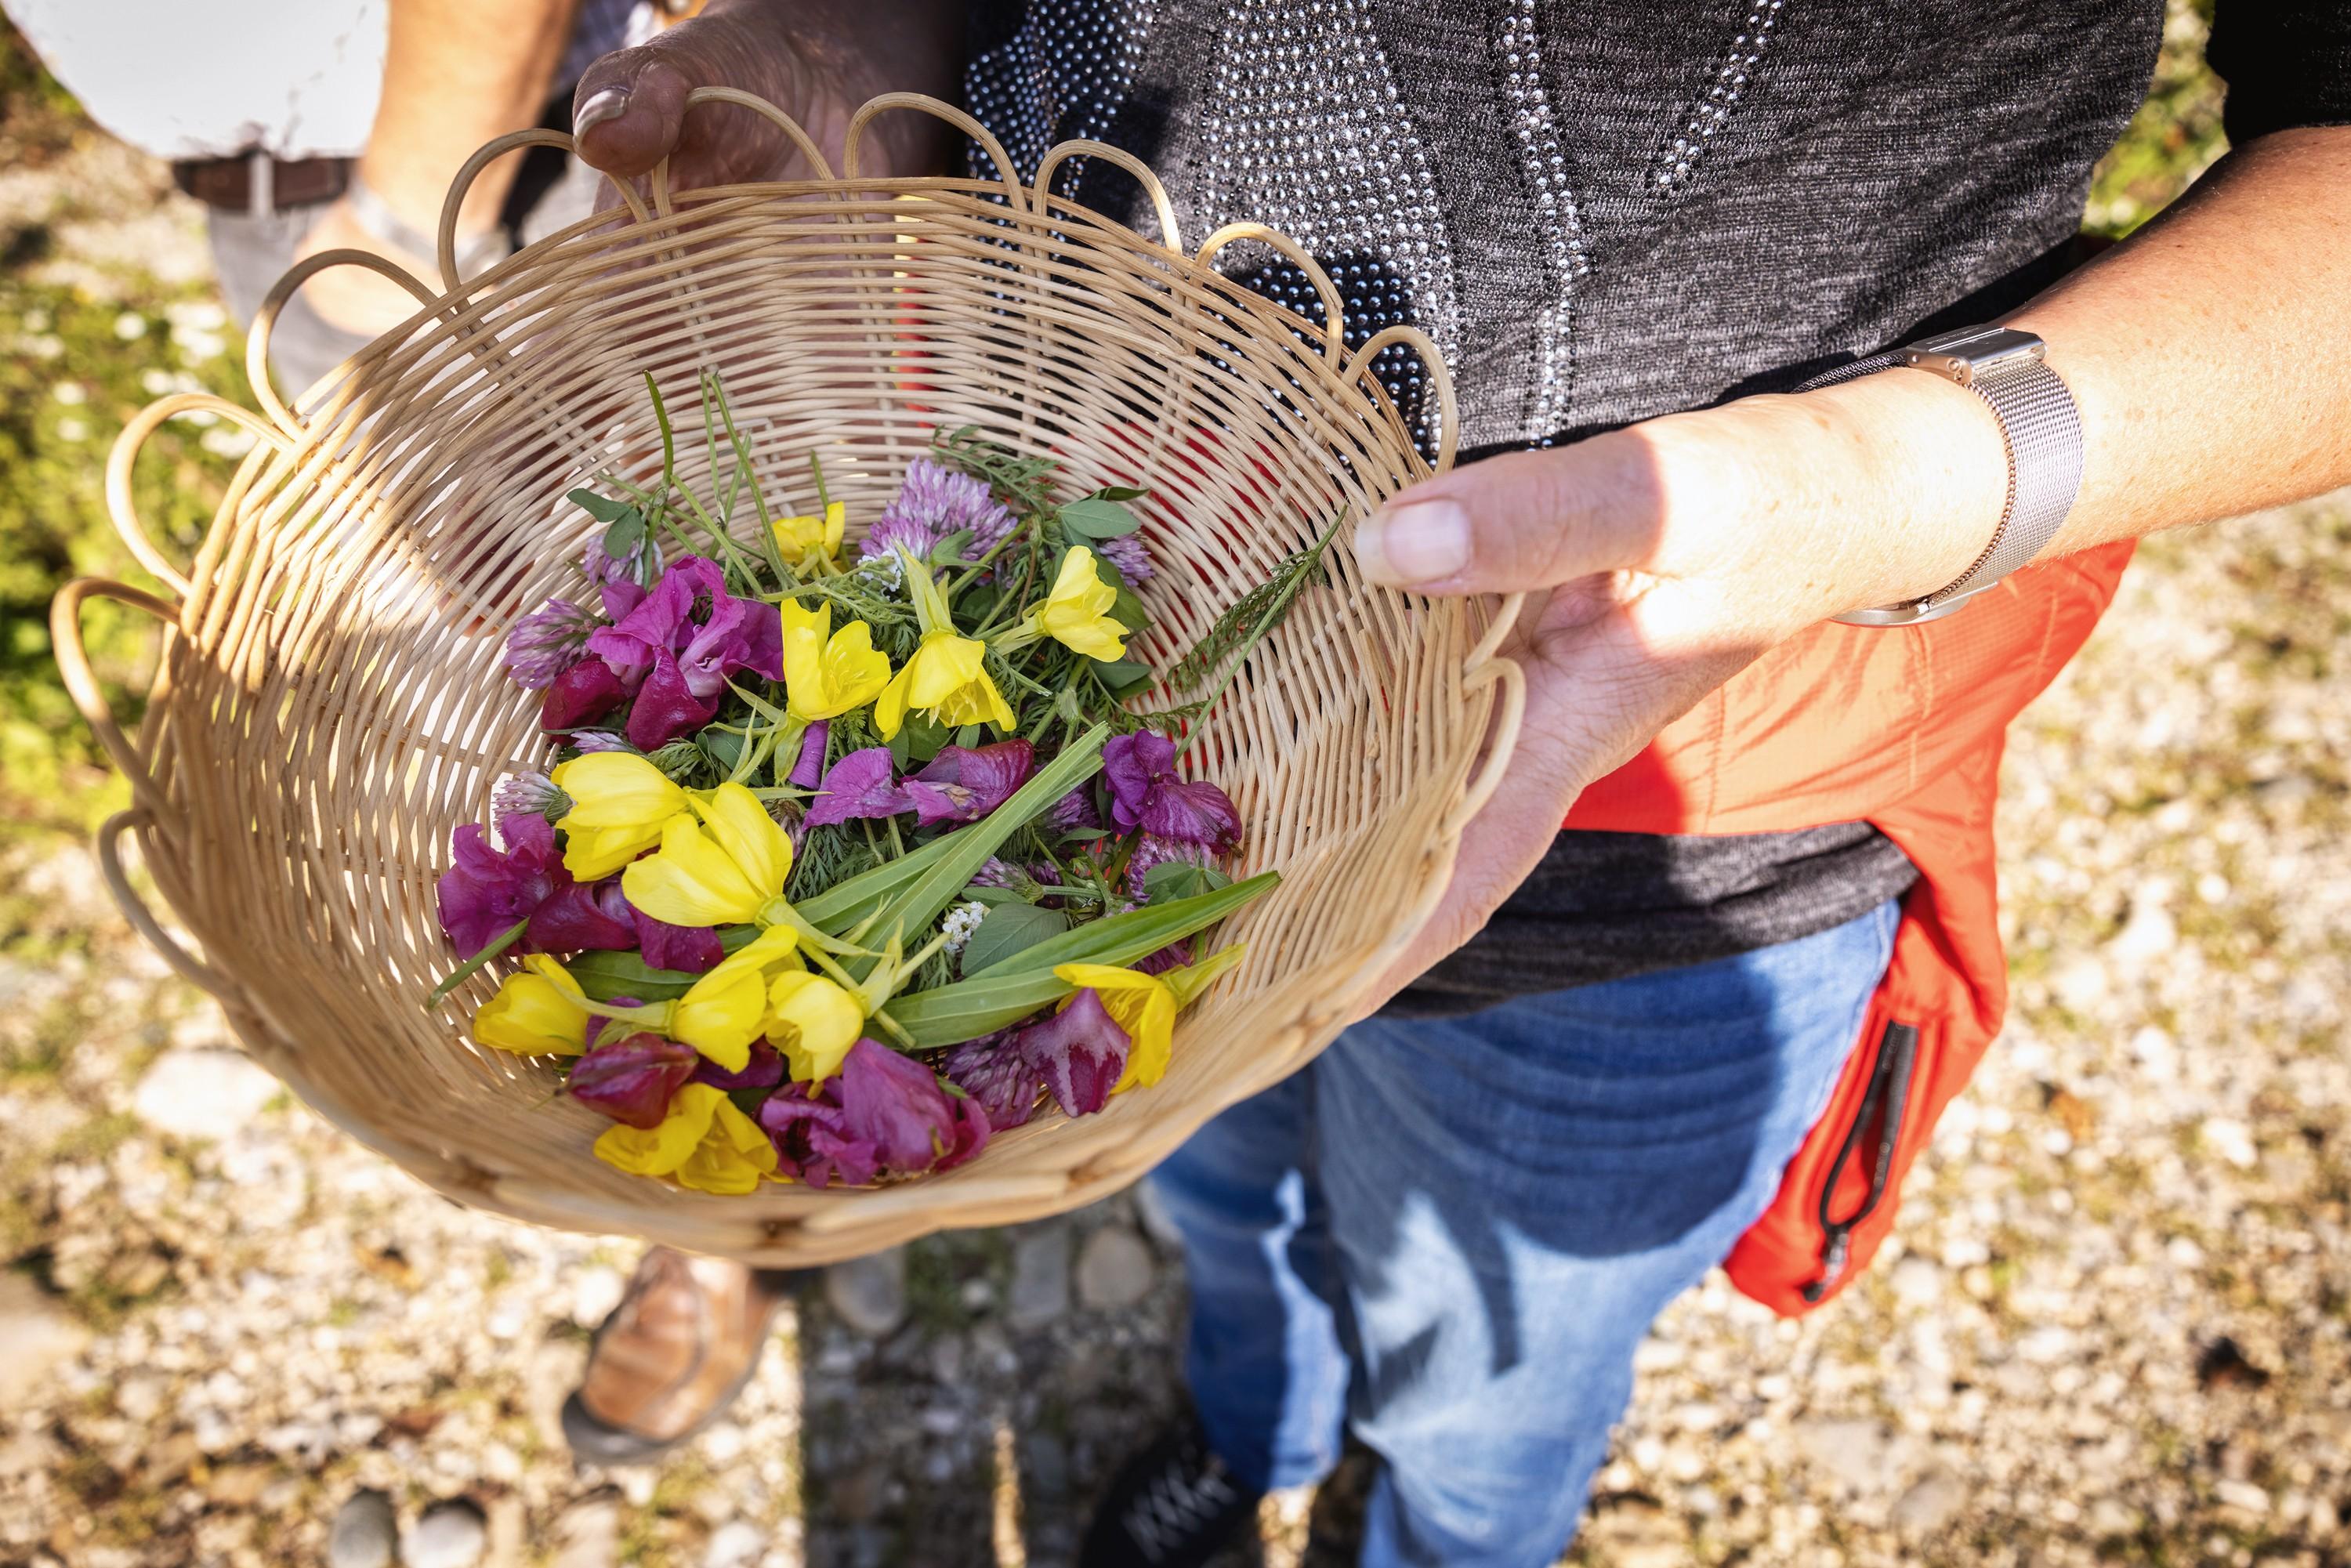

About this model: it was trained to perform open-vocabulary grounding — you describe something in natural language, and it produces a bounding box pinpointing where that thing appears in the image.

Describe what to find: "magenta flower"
[437,818,559,958]
[629,900,724,972]
[505,598,601,690]
[1096,531,1154,584]
[1135,937,1195,976]
[583,533,655,621]
[760,1039,990,1187]
[858,456,1015,562]
[788,720,831,789]
[569,1032,700,1128]
[1102,732,1242,851]
[904,741,1035,827]
[623,647,721,750]
[806,747,912,827]
[940,1033,1039,1132]
[691,1040,784,1092]
[1016,990,1130,1117]
[541,657,625,733]
[525,874,637,954]
[587,556,783,699]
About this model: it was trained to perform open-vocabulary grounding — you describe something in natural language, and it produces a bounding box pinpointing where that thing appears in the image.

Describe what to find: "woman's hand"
[571,0,961,194]
[1355,370,2009,1010]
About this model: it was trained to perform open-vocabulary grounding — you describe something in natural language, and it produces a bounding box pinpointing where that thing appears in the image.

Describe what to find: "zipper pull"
[1802,1226,1853,1304]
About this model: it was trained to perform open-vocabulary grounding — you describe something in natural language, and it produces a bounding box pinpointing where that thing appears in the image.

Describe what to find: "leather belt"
[172,152,352,215]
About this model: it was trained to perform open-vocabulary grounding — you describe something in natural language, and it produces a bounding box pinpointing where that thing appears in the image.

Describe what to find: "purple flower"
[1015,990,1130,1117]
[941,1032,1038,1132]
[759,1039,990,1187]
[788,720,831,789]
[1135,936,1194,976]
[1125,833,1208,902]
[587,556,782,699]
[969,857,1019,890]
[806,748,912,827]
[691,1040,784,1092]
[505,599,601,690]
[583,532,657,621]
[631,902,723,972]
[1044,784,1101,835]
[569,1032,700,1128]
[541,657,625,733]
[1102,732,1242,851]
[568,730,630,754]
[491,770,560,823]
[524,874,637,954]
[623,647,721,750]
[903,741,1035,828]
[437,817,560,958]
[858,457,1016,562]
[1096,531,1154,584]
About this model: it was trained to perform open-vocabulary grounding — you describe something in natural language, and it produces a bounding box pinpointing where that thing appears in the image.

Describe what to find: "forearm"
[363,0,583,230]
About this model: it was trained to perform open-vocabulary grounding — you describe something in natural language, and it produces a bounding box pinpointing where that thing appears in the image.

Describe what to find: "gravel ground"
[5,19,2348,1565]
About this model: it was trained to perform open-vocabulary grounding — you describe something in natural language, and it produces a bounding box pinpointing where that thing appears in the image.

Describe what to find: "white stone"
[704,1522,766,1568]
[405,1497,487,1568]
[2214,1479,2271,1515]
[328,1490,398,1568]
[1890,1469,1969,1535]
[0,1276,89,1405]
[2201,1117,2259,1170]
[1888,1256,1943,1309]
[1075,1226,1156,1310]
[824,1248,907,1339]
[570,1266,626,1328]
[130,1048,280,1140]
[1007,1225,1070,1331]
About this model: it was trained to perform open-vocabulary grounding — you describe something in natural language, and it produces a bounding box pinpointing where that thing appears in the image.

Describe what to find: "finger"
[1353,427,1671,597]
[573,49,696,179]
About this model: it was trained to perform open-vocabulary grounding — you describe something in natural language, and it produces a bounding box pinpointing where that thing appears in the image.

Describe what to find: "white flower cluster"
[939,900,990,958]
[853,552,906,593]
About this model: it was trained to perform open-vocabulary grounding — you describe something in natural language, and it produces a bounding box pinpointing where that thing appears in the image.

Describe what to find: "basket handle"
[1031,139,1183,253]
[1194,222,1346,368]
[247,248,445,435]
[105,393,292,599]
[49,576,180,820]
[1344,324,1458,474]
[645,87,841,217]
[844,92,1028,213]
[440,129,654,291]
[1440,631,1528,842]
[97,809,227,994]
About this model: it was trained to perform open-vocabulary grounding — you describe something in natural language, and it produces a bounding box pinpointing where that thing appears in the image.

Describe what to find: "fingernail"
[574,87,631,139]
[1357,499,1470,586]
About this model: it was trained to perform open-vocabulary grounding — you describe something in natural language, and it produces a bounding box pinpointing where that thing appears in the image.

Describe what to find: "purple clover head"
[806,748,912,827]
[1125,833,1208,903]
[491,770,560,824]
[941,1031,1038,1132]
[904,741,1035,828]
[567,731,631,754]
[859,456,1015,564]
[540,658,625,733]
[856,511,941,563]
[1134,936,1195,976]
[1043,784,1101,835]
[1016,990,1130,1117]
[582,532,657,621]
[505,599,601,690]
[568,1032,700,1128]
[1096,531,1154,585]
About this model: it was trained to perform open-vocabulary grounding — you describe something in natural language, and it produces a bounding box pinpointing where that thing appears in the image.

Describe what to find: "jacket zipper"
[1802,1019,1920,1303]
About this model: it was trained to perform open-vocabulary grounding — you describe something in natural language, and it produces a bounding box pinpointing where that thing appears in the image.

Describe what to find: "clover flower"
[505,599,600,690]
[858,456,1014,563]
[1096,531,1153,585]
[941,1031,1039,1131]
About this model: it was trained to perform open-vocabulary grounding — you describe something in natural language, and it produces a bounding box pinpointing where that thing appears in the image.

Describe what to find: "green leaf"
[958,884,1027,907]
[1092,484,1150,503]
[929,529,974,565]
[1110,587,1150,633]
[1092,658,1154,696]
[1057,497,1143,540]
[799,835,962,934]
[883,870,1277,1045]
[600,508,647,559]
[1141,859,1231,902]
[422,918,529,1009]
[698,726,745,773]
[900,712,951,765]
[958,903,1069,976]
[569,487,635,523]
[565,950,704,1003]
[955,723,985,750]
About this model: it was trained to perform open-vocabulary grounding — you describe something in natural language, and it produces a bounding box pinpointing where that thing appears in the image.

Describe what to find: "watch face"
[1914,325,2045,364]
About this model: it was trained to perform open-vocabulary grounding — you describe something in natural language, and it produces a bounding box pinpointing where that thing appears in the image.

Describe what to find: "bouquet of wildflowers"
[427,376,1323,1195]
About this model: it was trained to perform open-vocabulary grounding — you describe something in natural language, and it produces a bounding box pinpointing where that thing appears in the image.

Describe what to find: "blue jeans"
[1150,899,1900,1568]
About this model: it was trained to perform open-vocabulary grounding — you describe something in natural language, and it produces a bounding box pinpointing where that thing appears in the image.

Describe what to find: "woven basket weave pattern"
[54,94,1523,1264]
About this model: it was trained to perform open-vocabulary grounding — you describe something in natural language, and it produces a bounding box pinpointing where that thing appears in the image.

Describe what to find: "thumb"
[572,18,802,186]
[1353,428,1670,597]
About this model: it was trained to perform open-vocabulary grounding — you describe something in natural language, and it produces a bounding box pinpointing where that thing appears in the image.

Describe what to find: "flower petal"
[1016,989,1130,1117]
[594,1081,723,1176]
[788,720,831,789]
[768,970,865,1085]
[568,1032,700,1128]
[690,1039,784,1092]
[805,748,912,827]
[1140,779,1243,852]
[690,783,794,904]
[620,812,766,928]
[625,647,721,751]
[539,657,625,732]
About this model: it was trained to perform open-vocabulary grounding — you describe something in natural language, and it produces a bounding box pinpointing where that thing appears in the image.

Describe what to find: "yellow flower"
[873,631,1014,738]
[551,752,689,880]
[621,783,793,928]
[767,969,866,1084]
[781,600,891,721]
[1034,547,1129,661]
[668,926,802,1073]
[1053,944,1244,1093]
[772,501,846,567]
[593,1084,779,1195]
[473,955,591,1056]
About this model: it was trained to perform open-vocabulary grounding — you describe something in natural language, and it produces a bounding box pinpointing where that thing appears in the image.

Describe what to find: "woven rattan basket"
[53,93,1523,1265]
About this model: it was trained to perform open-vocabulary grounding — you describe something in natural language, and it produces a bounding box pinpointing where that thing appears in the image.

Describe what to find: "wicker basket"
[52,93,1523,1265]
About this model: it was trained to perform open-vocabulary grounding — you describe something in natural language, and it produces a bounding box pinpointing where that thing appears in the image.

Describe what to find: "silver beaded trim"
[1196,0,1464,449]
[1654,0,1787,196]
[1497,3,1587,446]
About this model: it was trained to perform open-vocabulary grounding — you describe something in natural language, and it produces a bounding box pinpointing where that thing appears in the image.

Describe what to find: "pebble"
[1890,1468,1969,1534]
[129,1048,281,1141]
[0,1276,89,1405]
[552,1492,621,1568]
[2213,1479,2272,1515]
[1887,1255,1943,1309]
[824,1248,908,1339]
[1075,1226,1156,1310]
[1007,1225,1070,1330]
[1791,1418,1911,1496]
[327,1490,398,1568]
[405,1497,487,1568]
[702,1520,765,1568]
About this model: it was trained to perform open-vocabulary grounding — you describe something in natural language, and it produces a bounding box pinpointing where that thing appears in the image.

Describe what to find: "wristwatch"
[1800,325,2085,627]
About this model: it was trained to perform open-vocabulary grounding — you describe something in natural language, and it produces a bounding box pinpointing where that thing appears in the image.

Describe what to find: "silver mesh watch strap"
[1800,325,2085,628]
